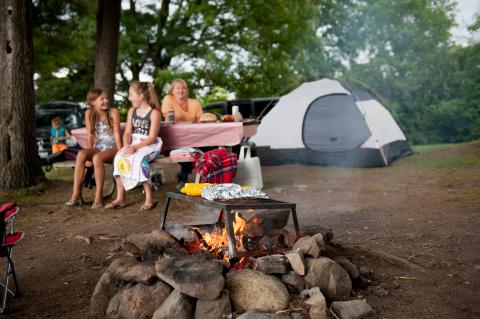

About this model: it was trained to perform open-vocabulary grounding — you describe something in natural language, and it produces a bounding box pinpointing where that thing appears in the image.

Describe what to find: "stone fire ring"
[155,255,225,301]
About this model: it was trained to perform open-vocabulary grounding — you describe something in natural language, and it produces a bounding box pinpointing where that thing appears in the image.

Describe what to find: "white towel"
[113,133,162,191]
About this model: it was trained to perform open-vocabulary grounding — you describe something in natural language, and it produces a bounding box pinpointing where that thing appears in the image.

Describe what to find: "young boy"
[50,117,71,154]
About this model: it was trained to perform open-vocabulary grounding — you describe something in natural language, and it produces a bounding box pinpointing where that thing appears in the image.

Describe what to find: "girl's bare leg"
[69,148,97,202]
[142,182,154,209]
[105,176,126,208]
[92,148,117,206]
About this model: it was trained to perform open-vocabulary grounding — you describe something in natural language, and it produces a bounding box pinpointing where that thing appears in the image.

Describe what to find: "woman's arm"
[161,95,173,119]
[110,108,123,149]
[85,109,95,149]
[131,109,161,151]
[194,99,203,123]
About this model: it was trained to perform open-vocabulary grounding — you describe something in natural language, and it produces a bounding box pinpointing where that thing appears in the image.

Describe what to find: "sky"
[452,0,480,44]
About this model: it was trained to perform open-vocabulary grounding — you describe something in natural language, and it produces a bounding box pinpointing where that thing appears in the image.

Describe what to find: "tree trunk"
[94,0,121,102]
[0,0,43,189]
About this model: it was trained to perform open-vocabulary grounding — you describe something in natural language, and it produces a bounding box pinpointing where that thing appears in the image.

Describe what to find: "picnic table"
[71,120,258,151]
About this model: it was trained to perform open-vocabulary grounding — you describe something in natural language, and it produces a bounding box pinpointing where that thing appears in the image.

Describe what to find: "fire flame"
[233,211,246,236]
[189,211,247,263]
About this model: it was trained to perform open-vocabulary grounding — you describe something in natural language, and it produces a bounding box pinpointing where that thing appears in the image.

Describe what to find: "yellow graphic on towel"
[117,158,132,174]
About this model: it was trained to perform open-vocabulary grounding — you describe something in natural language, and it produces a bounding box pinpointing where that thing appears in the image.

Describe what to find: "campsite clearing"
[1,142,479,318]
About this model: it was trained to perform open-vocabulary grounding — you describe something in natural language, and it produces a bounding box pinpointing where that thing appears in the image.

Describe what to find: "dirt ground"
[1,142,479,318]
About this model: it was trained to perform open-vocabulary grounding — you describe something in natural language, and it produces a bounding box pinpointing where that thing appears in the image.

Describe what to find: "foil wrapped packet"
[201,183,269,201]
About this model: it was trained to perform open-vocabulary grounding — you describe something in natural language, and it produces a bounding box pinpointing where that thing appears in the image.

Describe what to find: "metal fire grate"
[160,192,300,258]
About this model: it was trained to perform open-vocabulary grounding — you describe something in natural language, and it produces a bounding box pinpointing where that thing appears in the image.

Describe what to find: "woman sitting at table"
[161,79,203,188]
[161,78,203,123]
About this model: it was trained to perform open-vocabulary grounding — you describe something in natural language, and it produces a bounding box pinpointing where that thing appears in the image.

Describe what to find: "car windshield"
[35,105,82,129]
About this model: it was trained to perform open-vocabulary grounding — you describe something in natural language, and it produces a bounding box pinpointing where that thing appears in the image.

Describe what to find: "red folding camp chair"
[0,202,23,314]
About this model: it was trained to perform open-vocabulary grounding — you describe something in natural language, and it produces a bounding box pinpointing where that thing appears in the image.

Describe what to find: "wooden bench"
[52,156,199,201]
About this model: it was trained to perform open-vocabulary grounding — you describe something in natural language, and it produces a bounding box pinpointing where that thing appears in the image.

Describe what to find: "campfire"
[91,194,375,319]
[91,225,372,319]
[183,209,294,267]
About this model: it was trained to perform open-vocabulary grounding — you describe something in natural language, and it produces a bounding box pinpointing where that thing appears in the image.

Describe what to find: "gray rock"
[255,254,288,274]
[312,233,326,248]
[122,230,187,259]
[106,281,172,319]
[155,255,224,300]
[105,292,121,319]
[110,241,122,253]
[75,235,91,245]
[122,232,150,258]
[195,289,232,319]
[281,271,305,292]
[301,287,326,319]
[118,261,157,284]
[147,229,187,256]
[330,300,375,319]
[358,266,371,277]
[90,257,138,319]
[226,269,289,312]
[370,285,388,297]
[292,237,322,258]
[311,227,334,244]
[152,289,194,319]
[334,256,360,280]
[236,311,290,319]
[285,250,306,276]
[305,257,352,301]
[90,271,122,319]
[290,313,307,319]
[309,307,327,319]
[300,287,321,299]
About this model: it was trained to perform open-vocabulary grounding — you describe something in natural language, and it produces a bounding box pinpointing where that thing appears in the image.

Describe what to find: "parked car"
[203,97,279,120]
[36,102,84,163]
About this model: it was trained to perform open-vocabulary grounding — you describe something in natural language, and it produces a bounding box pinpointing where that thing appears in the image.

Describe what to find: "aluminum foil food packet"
[201,183,269,201]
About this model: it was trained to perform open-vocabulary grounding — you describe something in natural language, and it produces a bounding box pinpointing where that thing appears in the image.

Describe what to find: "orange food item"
[222,115,234,122]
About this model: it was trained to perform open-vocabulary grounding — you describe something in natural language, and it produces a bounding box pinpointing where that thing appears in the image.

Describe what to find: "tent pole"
[379,146,389,166]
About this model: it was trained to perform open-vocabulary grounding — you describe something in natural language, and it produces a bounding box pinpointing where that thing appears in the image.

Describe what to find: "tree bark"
[0,0,43,189]
[94,0,121,102]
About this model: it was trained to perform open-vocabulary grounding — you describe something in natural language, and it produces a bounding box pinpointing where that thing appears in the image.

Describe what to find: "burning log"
[192,228,212,250]
[241,209,291,238]
[192,227,226,260]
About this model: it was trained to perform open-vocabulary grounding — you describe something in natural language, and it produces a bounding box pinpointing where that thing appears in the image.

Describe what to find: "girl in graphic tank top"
[107,81,162,211]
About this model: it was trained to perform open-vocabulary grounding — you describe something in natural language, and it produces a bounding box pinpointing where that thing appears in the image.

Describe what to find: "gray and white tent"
[251,79,412,167]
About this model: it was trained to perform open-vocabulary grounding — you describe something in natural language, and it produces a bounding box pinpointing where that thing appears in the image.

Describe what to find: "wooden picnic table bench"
[52,155,199,204]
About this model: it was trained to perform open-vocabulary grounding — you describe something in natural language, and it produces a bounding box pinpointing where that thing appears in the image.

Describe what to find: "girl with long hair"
[65,89,122,208]
[106,81,162,210]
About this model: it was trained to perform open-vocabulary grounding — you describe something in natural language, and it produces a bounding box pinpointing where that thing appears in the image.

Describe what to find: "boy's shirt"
[51,125,67,145]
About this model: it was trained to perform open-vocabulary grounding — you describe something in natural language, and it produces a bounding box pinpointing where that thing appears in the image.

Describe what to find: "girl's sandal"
[105,201,126,209]
[140,202,156,211]
[65,199,81,207]
[91,202,103,209]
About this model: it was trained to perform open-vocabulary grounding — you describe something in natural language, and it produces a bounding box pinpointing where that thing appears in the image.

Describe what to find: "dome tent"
[251,79,413,167]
